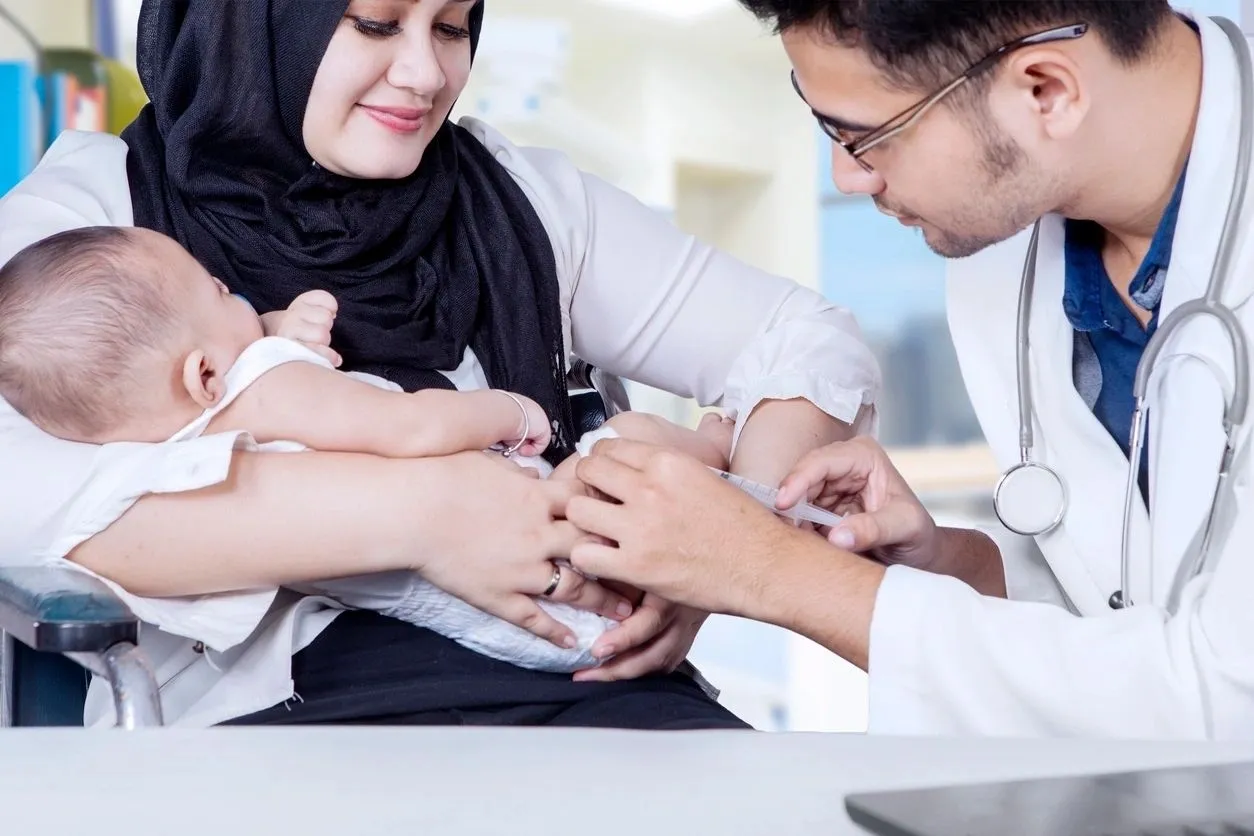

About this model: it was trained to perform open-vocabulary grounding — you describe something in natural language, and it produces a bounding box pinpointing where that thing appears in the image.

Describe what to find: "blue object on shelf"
[0,60,38,198]
[94,0,120,60]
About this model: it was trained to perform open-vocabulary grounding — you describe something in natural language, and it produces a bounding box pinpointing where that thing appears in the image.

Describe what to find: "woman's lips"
[359,104,428,133]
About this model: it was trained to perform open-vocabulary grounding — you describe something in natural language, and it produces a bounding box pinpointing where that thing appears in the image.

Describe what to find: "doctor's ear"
[181,349,225,409]
[1000,49,1089,140]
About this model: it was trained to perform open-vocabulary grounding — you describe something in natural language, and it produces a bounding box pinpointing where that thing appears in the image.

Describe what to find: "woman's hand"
[416,452,635,649]
[574,594,709,682]
[775,436,940,570]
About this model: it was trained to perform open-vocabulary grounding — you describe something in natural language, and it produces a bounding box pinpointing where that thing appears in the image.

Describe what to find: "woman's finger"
[494,596,577,649]
[544,560,632,621]
[540,519,585,561]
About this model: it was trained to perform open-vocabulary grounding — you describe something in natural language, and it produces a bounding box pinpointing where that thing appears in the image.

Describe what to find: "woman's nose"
[830,145,885,197]
[387,38,447,97]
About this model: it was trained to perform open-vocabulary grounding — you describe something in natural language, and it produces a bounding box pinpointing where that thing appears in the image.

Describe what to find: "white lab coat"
[867,12,1254,739]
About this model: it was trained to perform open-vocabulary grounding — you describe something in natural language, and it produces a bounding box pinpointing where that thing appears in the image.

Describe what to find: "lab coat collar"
[1162,12,1253,314]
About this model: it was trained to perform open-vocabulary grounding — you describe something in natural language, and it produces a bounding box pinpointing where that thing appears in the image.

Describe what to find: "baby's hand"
[261,290,341,367]
[497,391,552,458]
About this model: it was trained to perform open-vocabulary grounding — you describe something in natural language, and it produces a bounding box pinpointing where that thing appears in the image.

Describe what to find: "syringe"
[710,469,845,528]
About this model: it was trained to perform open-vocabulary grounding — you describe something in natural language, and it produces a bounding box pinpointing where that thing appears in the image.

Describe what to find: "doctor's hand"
[776,437,940,571]
[573,593,708,682]
[567,438,809,619]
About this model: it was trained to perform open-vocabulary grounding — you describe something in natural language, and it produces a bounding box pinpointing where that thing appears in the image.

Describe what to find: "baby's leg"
[611,411,731,466]
[551,411,732,479]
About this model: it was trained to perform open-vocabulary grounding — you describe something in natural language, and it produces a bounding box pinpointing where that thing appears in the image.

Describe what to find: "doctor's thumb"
[828,510,905,553]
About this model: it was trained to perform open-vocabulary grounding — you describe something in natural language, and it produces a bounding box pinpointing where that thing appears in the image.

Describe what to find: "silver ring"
[541,563,562,597]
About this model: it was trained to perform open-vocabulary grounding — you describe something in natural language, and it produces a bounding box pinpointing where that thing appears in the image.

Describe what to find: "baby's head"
[0,226,262,442]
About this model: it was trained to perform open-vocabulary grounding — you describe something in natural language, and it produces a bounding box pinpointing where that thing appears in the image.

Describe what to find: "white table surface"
[1,729,1250,835]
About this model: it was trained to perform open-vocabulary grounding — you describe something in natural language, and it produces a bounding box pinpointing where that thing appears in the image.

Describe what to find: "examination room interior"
[2,2,1253,834]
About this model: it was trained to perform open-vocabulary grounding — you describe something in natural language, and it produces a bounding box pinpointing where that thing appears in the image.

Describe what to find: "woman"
[0,0,879,728]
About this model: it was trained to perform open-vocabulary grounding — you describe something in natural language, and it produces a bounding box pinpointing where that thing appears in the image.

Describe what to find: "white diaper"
[375,577,616,673]
[308,424,624,673]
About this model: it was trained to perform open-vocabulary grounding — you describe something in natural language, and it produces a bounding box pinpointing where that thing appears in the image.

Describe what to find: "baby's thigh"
[600,411,671,443]
[551,454,582,481]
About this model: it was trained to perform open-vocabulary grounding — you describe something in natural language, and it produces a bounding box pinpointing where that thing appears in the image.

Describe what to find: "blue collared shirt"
[1062,168,1186,502]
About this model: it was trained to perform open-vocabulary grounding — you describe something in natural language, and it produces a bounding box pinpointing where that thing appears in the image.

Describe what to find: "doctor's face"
[303,0,475,180]
[784,27,1055,258]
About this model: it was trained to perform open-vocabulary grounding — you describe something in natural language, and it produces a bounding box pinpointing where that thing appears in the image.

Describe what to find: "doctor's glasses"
[792,22,1089,172]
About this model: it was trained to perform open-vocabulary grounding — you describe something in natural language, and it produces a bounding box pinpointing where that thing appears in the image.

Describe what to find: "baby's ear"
[181,349,224,409]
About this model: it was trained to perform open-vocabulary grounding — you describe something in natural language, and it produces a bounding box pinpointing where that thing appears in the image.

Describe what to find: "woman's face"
[303,0,476,179]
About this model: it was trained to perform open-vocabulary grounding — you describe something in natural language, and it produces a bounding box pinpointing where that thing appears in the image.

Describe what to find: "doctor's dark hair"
[737,1,1174,92]
[0,226,181,440]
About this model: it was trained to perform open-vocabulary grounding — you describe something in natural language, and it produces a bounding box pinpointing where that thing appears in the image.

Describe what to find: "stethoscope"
[992,15,1252,612]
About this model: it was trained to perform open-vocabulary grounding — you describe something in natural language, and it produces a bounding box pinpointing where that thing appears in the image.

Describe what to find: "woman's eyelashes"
[435,23,471,41]
[349,16,402,38]
[347,17,470,41]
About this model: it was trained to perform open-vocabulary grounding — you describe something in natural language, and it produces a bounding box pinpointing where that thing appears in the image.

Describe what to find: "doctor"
[566,0,1254,738]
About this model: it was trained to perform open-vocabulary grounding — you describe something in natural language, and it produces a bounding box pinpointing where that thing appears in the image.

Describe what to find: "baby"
[0,226,733,672]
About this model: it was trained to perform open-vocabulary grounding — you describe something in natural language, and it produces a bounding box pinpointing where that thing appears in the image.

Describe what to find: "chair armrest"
[0,567,138,653]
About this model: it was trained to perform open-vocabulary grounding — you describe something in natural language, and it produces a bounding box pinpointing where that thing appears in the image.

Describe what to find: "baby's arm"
[205,358,549,458]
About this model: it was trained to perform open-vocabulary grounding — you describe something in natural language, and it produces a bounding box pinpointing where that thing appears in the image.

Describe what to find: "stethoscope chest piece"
[993,460,1067,536]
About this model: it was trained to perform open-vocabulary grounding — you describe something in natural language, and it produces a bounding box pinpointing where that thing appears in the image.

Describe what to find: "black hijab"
[121,0,576,463]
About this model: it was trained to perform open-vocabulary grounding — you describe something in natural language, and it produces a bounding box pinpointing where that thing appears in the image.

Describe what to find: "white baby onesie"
[170,337,618,673]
